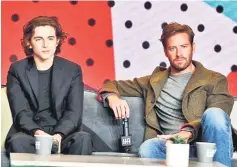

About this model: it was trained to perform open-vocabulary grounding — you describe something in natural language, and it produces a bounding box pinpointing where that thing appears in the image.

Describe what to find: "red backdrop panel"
[1,1,115,90]
[227,72,237,97]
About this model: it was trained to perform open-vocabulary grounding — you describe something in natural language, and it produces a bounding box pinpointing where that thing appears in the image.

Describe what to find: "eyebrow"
[33,36,55,39]
[168,43,189,48]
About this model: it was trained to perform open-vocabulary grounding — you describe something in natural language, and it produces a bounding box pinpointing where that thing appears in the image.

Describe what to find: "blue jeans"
[138,108,233,167]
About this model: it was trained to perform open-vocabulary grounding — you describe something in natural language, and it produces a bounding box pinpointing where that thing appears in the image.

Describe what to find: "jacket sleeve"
[180,120,200,143]
[181,75,234,141]
[206,75,234,115]
[101,92,117,107]
[98,75,151,102]
[7,64,41,134]
[97,66,166,101]
[53,65,84,137]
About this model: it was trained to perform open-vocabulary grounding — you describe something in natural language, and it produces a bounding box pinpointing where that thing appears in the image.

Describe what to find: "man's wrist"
[34,129,43,135]
[180,130,192,139]
[31,128,40,136]
[53,132,64,139]
[107,94,119,102]
[56,133,63,138]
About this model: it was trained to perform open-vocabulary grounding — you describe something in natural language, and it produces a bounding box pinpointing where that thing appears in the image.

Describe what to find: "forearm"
[16,110,41,134]
[7,65,41,134]
[98,76,151,102]
[53,115,78,137]
[101,92,117,107]
[180,126,195,143]
[181,119,201,141]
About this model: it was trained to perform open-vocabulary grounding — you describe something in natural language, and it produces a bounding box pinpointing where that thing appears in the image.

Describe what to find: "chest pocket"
[188,88,207,117]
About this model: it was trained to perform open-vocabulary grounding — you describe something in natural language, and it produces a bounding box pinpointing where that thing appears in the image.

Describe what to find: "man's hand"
[107,94,130,119]
[53,134,62,153]
[34,130,50,136]
[157,131,192,146]
[174,131,192,142]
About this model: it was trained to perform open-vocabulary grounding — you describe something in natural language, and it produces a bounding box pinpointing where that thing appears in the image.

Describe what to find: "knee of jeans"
[201,107,230,129]
[138,138,164,158]
[138,140,152,157]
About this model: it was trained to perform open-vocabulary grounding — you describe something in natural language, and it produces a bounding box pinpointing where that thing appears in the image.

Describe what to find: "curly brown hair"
[21,16,67,55]
[160,22,195,48]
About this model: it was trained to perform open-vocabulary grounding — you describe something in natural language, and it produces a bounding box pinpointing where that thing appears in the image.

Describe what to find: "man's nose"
[176,48,183,56]
[43,40,48,48]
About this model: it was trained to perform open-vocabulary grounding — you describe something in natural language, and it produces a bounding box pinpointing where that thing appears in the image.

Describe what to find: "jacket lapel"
[183,61,208,98]
[51,57,64,108]
[26,57,39,109]
[150,68,169,105]
[145,68,169,132]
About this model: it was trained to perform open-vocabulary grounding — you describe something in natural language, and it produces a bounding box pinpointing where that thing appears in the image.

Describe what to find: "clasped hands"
[34,130,62,153]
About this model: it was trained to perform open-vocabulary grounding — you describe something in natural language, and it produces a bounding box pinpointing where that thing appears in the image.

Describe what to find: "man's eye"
[169,48,175,51]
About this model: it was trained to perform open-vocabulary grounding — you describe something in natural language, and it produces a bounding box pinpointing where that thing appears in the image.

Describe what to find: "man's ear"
[56,39,60,46]
[27,41,32,48]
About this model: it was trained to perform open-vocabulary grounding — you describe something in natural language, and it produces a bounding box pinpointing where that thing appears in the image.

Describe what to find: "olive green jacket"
[98,61,234,140]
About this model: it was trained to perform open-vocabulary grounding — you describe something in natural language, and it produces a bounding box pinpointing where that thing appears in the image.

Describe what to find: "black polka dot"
[70,0,78,5]
[86,58,94,66]
[231,65,237,72]
[144,1,152,10]
[216,5,224,13]
[197,24,205,32]
[180,3,188,12]
[107,0,115,7]
[10,55,18,63]
[32,0,39,2]
[233,26,237,34]
[214,44,221,53]
[106,40,113,47]
[123,60,130,68]
[88,18,96,26]
[125,20,133,29]
[159,62,167,68]
[104,79,110,84]
[161,22,168,29]
[68,37,76,45]
[11,14,19,22]
[142,41,150,49]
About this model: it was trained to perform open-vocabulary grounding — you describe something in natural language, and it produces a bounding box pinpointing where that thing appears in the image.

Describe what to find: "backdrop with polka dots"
[1,1,115,90]
[111,1,237,96]
[1,1,237,96]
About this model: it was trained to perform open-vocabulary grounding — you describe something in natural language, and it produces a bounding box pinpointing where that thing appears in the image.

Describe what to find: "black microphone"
[120,117,132,153]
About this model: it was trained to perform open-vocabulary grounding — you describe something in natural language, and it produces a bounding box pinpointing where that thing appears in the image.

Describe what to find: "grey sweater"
[155,72,193,135]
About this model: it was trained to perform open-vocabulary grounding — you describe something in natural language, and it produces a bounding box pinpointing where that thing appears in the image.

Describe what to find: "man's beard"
[170,57,192,72]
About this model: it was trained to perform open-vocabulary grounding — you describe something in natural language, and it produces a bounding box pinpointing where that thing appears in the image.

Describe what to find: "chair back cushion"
[82,90,145,153]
